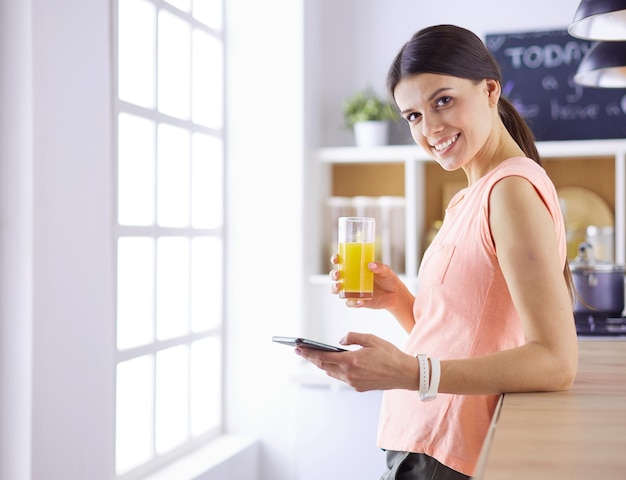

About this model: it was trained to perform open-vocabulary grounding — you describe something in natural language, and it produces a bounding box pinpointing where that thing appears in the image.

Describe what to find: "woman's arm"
[438,175,578,394]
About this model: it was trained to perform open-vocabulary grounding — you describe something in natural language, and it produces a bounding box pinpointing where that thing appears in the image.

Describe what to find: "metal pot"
[570,242,626,316]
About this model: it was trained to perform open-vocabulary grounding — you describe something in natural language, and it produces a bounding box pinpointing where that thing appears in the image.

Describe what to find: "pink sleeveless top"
[376,157,566,476]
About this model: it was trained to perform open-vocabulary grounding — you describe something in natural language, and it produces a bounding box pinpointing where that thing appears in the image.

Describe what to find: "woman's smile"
[432,133,460,153]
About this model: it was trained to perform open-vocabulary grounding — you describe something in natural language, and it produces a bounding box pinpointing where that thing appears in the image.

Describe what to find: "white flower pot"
[353,121,389,148]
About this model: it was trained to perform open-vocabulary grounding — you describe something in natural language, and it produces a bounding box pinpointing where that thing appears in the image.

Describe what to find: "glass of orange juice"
[337,217,375,299]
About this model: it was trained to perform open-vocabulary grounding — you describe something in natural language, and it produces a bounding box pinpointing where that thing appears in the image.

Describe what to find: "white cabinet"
[303,139,626,345]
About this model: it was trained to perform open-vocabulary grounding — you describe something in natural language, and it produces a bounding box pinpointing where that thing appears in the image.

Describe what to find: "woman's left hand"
[296,332,419,392]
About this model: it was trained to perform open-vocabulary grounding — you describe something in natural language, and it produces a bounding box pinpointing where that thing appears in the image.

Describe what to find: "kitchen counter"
[476,340,626,479]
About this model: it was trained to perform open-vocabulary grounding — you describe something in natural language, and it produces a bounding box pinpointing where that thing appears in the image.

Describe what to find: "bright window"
[114,0,224,477]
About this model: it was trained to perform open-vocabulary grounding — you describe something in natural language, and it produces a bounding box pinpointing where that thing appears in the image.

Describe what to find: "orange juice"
[338,241,375,299]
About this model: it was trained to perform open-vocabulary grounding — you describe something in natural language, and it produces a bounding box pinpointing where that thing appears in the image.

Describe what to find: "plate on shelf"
[557,187,613,228]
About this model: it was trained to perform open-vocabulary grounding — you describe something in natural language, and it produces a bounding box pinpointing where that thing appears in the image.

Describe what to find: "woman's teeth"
[434,135,458,151]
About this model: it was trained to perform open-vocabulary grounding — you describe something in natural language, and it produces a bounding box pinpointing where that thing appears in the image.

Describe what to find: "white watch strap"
[416,354,430,398]
[421,357,440,402]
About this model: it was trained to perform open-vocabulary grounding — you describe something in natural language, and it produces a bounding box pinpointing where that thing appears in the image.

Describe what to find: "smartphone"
[272,336,347,352]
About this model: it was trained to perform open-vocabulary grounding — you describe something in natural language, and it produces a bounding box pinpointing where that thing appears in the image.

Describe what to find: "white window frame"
[112,1,225,478]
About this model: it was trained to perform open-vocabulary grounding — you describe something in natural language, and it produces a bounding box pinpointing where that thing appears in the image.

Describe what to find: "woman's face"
[394,73,500,173]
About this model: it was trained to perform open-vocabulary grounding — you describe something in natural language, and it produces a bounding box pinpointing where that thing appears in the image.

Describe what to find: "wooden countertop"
[477,340,626,479]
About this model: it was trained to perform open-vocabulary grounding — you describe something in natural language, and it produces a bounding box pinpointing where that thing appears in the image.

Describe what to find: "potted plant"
[342,86,398,147]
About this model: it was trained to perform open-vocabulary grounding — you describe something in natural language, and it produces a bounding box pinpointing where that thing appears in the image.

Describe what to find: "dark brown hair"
[387,24,541,166]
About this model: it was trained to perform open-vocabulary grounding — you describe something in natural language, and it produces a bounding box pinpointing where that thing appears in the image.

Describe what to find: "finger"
[329,269,341,281]
[341,331,379,348]
[345,299,366,308]
[331,283,341,295]
[295,347,320,365]
[297,347,342,368]
[369,261,394,278]
[330,253,340,265]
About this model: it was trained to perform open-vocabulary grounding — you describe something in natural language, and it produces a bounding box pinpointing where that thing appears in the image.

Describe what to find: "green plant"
[342,86,398,128]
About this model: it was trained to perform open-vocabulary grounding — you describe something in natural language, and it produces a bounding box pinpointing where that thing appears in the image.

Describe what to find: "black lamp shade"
[568,0,626,40]
[574,41,626,87]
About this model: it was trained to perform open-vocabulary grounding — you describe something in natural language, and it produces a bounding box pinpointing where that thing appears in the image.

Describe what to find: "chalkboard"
[485,29,626,141]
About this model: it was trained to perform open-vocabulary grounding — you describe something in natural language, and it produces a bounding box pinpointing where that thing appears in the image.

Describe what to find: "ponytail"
[498,97,541,166]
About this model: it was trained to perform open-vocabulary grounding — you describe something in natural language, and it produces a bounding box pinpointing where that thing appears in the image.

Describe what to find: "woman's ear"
[485,79,501,106]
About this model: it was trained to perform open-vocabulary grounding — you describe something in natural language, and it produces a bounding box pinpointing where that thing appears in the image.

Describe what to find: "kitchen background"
[1,1,622,480]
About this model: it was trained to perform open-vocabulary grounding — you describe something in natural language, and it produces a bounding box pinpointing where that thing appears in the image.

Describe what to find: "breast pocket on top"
[418,243,456,288]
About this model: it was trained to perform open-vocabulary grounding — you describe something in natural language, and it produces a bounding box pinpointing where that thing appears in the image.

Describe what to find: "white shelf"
[538,139,626,158]
[314,139,626,163]
[314,144,427,163]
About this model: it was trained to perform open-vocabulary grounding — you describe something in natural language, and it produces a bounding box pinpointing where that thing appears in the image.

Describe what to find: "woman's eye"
[435,96,452,108]
[405,112,420,122]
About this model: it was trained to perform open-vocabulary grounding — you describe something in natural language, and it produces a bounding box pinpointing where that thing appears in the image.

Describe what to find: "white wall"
[224,0,304,479]
[0,1,583,480]
[1,0,116,478]
[29,0,116,477]
[0,1,33,478]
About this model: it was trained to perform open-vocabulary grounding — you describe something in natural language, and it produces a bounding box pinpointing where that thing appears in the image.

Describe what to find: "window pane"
[117,237,156,349]
[158,10,191,119]
[118,0,156,108]
[118,114,156,226]
[155,345,189,453]
[193,0,222,30]
[116,0,225,473]
[157,123,190,227]
[116,355,154,475]
[156,237,190,340]
[191,237,222,332]
[164,0,191,13]
[190,336,221,436]
[192,30,223,129]
[191,133,223,229]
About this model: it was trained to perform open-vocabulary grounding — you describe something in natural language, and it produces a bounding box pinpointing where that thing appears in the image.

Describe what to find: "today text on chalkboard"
[486,29,626,141]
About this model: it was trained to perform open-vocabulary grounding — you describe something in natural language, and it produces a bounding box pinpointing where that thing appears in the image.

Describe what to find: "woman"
[296,24,578,479]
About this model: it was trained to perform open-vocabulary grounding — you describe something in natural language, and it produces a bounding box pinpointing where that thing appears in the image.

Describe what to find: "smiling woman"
[297,24,578,480]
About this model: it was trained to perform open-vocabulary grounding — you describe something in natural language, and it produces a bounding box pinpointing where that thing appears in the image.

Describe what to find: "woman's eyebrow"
[400,87,453,115]
[428,87,452,101]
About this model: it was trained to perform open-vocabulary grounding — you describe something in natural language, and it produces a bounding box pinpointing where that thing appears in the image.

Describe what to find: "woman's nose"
[421,114,442,137]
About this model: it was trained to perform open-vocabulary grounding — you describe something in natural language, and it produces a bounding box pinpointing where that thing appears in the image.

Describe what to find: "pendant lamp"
[573,40,626,87]
[569,1,626,87]
[569,0,626,40]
